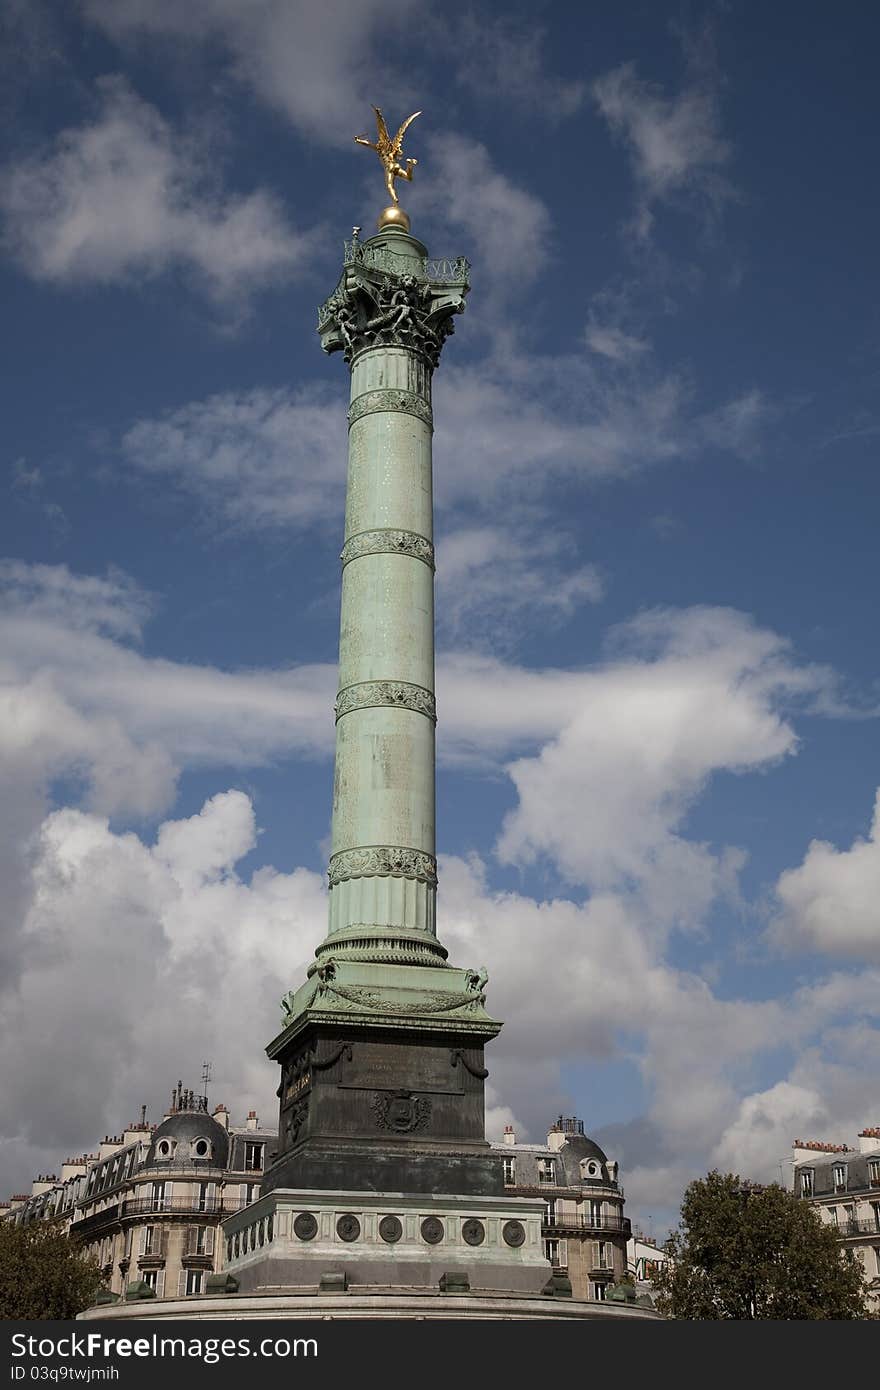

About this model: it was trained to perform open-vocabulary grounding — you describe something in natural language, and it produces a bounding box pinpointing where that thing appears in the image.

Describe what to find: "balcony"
[69,1205,119,1239]
[543,1214,631,1235]
[838,1219,880,1238]
[120,1198,242,1218]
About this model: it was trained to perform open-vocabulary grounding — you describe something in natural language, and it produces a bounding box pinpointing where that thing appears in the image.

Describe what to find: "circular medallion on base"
[503,1220,526,1247]
[293,1212,318,1241]
[420,1216,444,1244]
[379,1215,403,1244]
[337,1214,361,1242]
[462,1218,486,1247]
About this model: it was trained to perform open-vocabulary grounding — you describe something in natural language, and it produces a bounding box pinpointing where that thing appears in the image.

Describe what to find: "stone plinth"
[221,1189,549,1295]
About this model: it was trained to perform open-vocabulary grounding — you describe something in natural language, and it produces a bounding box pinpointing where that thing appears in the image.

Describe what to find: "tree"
[0,1219,104,1319]
[654,1171,870,1319]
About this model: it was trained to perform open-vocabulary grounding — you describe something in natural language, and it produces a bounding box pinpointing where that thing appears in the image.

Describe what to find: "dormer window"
[833,1164,847,1193]
[244,1142,264,1172]
[156,1139,175,1159]
[503,1156,516,1184]
[799,1169,814,1198]
[580,1159,600,1180]
[192,1138,211,1159]
[538,1158,556,1184]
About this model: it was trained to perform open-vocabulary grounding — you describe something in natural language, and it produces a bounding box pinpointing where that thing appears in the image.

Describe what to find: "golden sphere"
[377,205,411,232]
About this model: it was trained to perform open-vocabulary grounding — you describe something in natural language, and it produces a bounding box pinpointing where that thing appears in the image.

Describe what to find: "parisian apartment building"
[1,1082,277,1299]
[490,1116,630,1302]
[790,1126,880,1311]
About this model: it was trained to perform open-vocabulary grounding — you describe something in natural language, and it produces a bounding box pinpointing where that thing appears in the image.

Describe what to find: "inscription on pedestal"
[339,1042,463,1095]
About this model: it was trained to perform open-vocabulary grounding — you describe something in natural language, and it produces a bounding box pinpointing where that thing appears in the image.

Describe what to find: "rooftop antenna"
[201,1060,213,1110]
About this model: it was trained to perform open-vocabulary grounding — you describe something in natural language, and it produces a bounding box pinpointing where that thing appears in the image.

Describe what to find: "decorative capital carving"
[328,845,437,888]
[349,388,433,430]
[340,528,434,570]
[335,680,436,723]
[317,254,468,369]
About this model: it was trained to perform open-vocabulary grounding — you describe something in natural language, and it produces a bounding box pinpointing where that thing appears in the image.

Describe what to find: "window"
[538,1159,555,1184]
[189,1225,214,1256]
[544,1238,559,1266]
[799,1169,813,1198]
[140,1225,155,1256]
[872,1203,880,1233]
[193,1138,211,1158]
[589,1199,603,1226]
[244,1143,264,1172]
[186,1269,203,1296]
[544,1199,557,1225]
[843,1205,854,1232]
[828,1207,838,1227]
[152,1181,168,1211]
[156,1140,174,1159]
[833,1164,847,1193]
[596,1240,608,1269]
[141,1269,164,1296]
[240,1183,259,1205]
[196,1183,216,1213]
[503,1157,515,1185]
[869,1160,880,1189]
[593,1282,607,1301]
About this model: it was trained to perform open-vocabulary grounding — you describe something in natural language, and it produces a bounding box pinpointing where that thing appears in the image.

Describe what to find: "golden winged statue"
[355,106,421,206]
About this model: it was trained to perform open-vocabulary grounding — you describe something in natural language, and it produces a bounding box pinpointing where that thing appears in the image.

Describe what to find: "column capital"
[317,229,469,369]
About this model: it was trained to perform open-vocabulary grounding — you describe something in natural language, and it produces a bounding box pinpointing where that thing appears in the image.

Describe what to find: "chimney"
[61,1159,88,1184]
[31,1176,57,1197]
[98,1136,123,1160]
[123,1125,150,1147]
[212,1104,229,1130]
[547,1120,566,1152]
[503,1125,517,1146]
[246,1111,258,1131]
[9,1195,29,1210]
[857,1128,880,1154]
[791,1139,849,1163]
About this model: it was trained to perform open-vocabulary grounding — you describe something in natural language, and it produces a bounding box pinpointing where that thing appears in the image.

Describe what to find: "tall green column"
[314,223,468,970]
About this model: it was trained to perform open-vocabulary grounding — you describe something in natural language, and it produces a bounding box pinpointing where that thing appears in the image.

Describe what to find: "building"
[4,1082,276,1300]
[790,1128,880,1310]
[627,1233,669,1298]
[491,1117,631,1302]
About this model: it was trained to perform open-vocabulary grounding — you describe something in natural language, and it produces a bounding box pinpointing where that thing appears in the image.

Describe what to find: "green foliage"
[0,1219,104,1320]
[654,1171,870,1319]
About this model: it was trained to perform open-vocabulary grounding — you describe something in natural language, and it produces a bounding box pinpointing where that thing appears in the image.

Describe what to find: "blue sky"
[1,1,878,1232]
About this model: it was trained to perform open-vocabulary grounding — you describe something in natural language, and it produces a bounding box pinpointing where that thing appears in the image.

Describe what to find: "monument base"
[79,1289,660,1320]
[220,1189,549,1295]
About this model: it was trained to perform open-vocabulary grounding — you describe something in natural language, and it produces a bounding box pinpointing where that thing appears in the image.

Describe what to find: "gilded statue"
[355,106,421,205]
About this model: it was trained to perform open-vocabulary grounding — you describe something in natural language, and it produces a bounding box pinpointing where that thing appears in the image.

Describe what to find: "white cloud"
[436,525,603,644]
[121,384,348,533]
[0,76,312,301]
[772,791,880,960]
[593,57,732,238]
[495,607,819,906]
[412,133,553,295]
[82,0,419,143]
[453,15,584,119]
[712,1081,827,1178]
[0,790,325,1166]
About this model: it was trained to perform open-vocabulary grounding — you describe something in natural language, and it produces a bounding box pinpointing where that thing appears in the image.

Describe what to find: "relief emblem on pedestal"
[372,1088,431,1133]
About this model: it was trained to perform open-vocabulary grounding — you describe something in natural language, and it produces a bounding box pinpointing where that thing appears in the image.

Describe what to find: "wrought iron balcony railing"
[543,1215,632,1235]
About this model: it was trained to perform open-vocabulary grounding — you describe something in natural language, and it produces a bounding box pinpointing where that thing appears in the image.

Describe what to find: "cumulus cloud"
[495,607,825,908]
[0,76,312,301]
[0,790,325,1172]
[771,791,880,959]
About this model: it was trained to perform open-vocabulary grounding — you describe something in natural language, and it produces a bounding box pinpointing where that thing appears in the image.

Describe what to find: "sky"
[1,0,878,1234]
